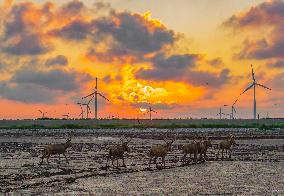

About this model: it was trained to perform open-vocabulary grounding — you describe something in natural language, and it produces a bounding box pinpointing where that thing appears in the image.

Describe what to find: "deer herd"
[39,133,237,169]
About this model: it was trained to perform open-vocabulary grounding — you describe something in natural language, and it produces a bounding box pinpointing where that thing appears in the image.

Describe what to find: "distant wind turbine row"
[36,64,272,120]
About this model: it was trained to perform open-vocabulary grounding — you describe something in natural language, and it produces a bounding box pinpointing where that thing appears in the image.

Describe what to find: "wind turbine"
[38,110,47,119]
[240,64,272,119]
[82,77,110,119]
[144,107,157,120]
[78,93,95,119]
[229,99,238,119]
[62,113,70,119]
[217,105,228,119]
[77,102,84,119]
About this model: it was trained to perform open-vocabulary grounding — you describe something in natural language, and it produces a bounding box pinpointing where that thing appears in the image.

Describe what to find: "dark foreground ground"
[0,128,284,195]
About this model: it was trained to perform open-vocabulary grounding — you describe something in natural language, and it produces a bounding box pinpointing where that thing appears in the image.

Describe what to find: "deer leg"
[162,156,165,168]
[122,156,126,167]
[40,154,45,165]
[181,153,186,165]
[63,153,69,163]
[46,154,50,164]
[194,152,197,164]
[111,157,115,167]
[216,149,219,159]
[229,148,232,159]
[106,156,109,167]
[58,154,61,162]
[154,157,158,168]
[148,156,152,168]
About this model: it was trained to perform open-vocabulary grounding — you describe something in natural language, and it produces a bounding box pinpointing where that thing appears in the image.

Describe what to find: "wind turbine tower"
[240,64,271,119]
[38,110,47,119]
[82,77,109,119]
[230,99,238,119]
[95,77,98,119]
[145,107,157,120]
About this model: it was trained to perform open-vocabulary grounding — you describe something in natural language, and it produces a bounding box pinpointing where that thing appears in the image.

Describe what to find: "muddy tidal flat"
[0,128,284,195]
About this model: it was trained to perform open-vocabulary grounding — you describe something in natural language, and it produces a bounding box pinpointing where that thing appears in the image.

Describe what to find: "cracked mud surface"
[1,128,284,195]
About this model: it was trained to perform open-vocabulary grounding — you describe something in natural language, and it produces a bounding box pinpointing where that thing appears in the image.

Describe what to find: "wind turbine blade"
[87,96,95,104]
[97,92,110,102]
[251,64,255,81]
[255,83,272,90]
[82,91,96,99]
[233,99,238,106]
[240,83,254,95]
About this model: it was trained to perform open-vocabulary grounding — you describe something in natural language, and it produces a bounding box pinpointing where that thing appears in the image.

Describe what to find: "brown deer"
[40,137,72,165]
[198,137,212,161]
[178,139,200,165]
[106,136,132,168]
[216,134,237,160]
[149,137,175,169]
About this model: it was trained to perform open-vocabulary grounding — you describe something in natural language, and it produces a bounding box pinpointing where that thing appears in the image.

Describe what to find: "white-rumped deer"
[149,137,175,169]
[178,139,200,165]
[216,134,236,159]
[106,136,132,168]
[40,137,72,165]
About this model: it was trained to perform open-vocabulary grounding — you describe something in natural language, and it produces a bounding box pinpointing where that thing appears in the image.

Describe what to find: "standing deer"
[216,134,236,160]
[106,136,132,168]
[149,137,175,169]
[198,137,212,161]
[40,137,72,165]
[178,139,200,165]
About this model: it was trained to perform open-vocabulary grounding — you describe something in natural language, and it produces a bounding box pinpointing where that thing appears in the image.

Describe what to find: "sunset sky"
[0,0,283,119]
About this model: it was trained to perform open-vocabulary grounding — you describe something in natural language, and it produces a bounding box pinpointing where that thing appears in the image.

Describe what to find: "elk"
[198,137,212,161]
[106,136,132,168]
[178,139,200,165]
[216,134,237,159]
[40,137,72,165]
[149,137,175,169]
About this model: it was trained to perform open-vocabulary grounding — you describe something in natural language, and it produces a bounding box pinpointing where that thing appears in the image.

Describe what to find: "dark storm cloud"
[136,53,198,81]
[224,0,284,60]
[50,20,91,41]
[3,34,50,55]
[224,0,284,28]
[3,3,29,39]
[12,68,90,92]
[93,12,175,54]
[267,60,284,68]
[208,58,223,66]
[151,53,197,69]
[60,0,85,15]
[45,55,68,66]
[269,72,284,90]
[186,69,231,87]
[1,2,51,55]
[52,11,175,55]
[137,52,231,88]
[0,82,57,103]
